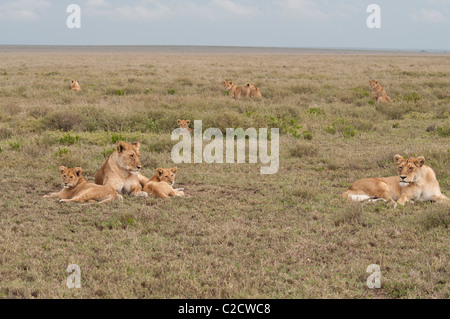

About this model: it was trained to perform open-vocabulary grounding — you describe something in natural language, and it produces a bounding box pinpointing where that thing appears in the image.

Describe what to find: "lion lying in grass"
[71,80,81,91]
[143,167,184,198]
[44,166,122,204]
[95,141,149,197]
[342,155,450,207]
[369,80,391,103]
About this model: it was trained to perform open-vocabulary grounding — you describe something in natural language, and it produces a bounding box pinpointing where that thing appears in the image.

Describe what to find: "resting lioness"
[223,81,250,100]
[95,141,149,197]
[369,80,391,103]
[71,80,81,91]
[44,166,122,204]
[342,155,450,207]
[143,167,184,198]
[247,83,262,98]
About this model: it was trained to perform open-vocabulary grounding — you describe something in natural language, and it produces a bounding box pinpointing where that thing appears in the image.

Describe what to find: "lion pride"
[95,141,149,197]
[342,155,450,207]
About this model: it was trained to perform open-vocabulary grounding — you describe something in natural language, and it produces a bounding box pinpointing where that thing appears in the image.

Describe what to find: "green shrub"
[307,107,324,115]
[436,125,450,137]
[8,141,21,151]
[302,130,313,140]
[59,133,79,145]
[111,133,125,144]
[167,89,176,95]
[326,118,357,138]
[403,92,421,102]
[55,147,69,157]
[101,147,115,159]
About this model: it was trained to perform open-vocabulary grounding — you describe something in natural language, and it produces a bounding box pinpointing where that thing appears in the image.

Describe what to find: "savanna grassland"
[0,46,449,299]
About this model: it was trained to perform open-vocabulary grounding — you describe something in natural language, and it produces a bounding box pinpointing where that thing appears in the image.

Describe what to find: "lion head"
[59,166,82,188]
[369,80,379,89]
[116,141,142,175]
[223,81,234,90]
[154,167,178,186]
[394,155,425,186]
[177,119,191,132]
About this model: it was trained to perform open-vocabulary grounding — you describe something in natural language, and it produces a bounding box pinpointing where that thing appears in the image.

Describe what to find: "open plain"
[0,46,449,298]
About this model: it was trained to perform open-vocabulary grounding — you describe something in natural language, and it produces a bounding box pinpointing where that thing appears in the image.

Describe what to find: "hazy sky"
[0,0,449,50]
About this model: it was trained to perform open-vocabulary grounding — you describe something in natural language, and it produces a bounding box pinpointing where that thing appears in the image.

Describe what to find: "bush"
[45,110,85,131]
[289,141,318,158]
[0,127,12,140]
[59,133,79,145]
[436,125,450,137]
[326,118,357,138]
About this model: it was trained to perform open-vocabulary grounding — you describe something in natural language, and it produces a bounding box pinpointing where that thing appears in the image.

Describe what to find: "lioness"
[369,80,391,103]
[95,141,149,197]
[223,81,250,100]
[44,166,122,204]
[177,119,192,133]
[143,167,184,198]
[248,83,262,98]
[71,80,81,91]
[342,155,450,207]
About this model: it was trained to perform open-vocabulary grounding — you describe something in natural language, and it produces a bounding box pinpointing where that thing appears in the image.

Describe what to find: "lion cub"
[143,167,184,199]
[369,80,391,103]
[177,119,192,133]
[44,166,122,204]
[71,80,81,91]
[223,81,250,100]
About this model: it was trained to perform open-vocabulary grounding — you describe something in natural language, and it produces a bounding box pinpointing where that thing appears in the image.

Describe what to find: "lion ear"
[75,167,82,176]
[186,120,190,125]
[59,166,67,174]
[117,141,127,153]
[416,156,425,167]
[132,141,140,151]
[394,155,404,165]
[171,167,178,174]
[157,168,164,176]
[177,119,181,124]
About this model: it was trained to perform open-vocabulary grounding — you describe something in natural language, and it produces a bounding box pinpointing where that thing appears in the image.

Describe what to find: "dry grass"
[0,48,449,299]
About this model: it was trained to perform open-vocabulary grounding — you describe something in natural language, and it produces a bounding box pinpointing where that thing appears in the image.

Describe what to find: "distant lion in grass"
[95,141,149,197]
[223,81,250,100]
[369,80,391,103]
[143,167,184,198]
[44,166,122,204]
[247,83,262,98]
[71,80,81,91]
[342,155,450,207]
[177,119,192,133]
